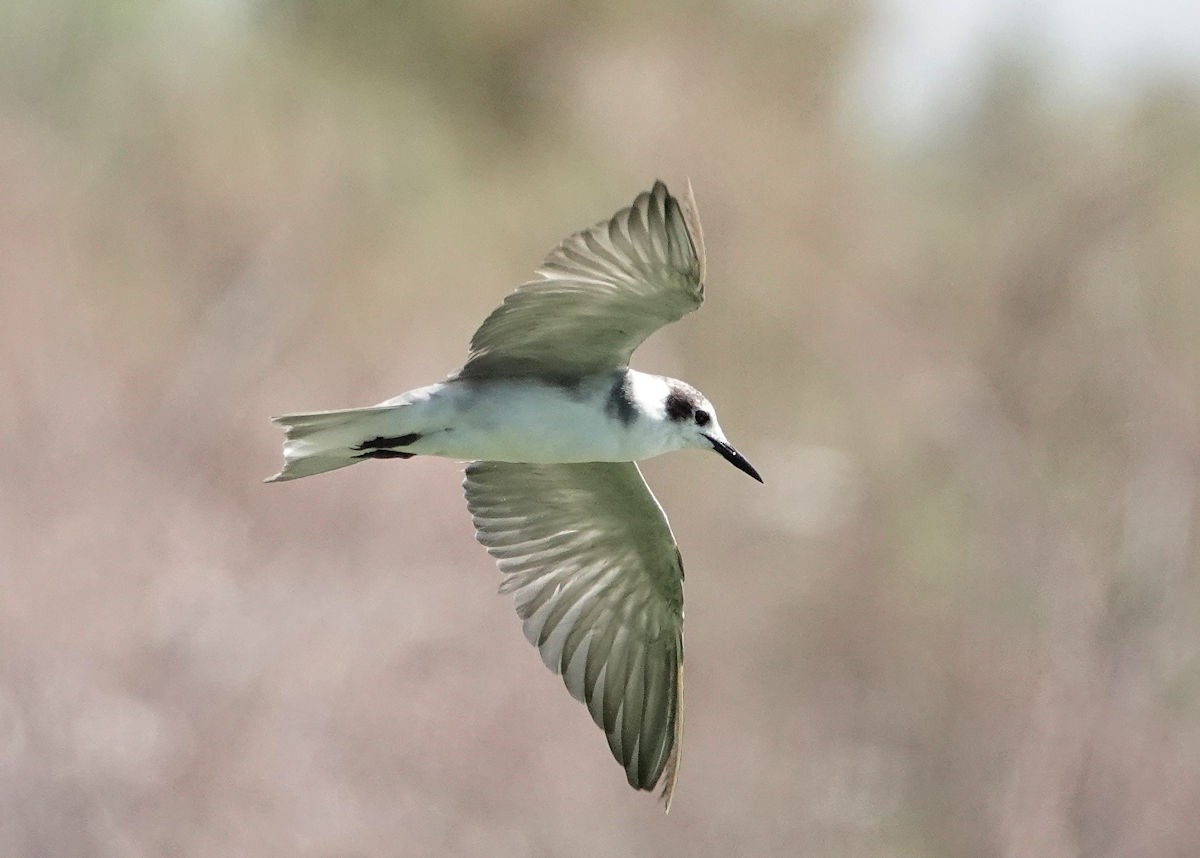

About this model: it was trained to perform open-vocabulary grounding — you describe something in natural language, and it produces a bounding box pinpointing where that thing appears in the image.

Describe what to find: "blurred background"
[3,2,1199,855]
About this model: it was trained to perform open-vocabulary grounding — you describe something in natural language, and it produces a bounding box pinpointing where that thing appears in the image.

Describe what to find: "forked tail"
[265,404,416,482]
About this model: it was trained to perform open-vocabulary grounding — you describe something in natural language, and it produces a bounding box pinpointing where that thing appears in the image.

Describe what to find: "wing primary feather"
[639,642,671,783]
[603,626,631,734]
[621,644,648,785]
[562,631,593,703]
[557,573,618,671]
[646,183,670,262]
[659,655,684,812]
[534,566,610,667]
[583,621,620,728]
[607,694,626,769]
[681,177,706,287]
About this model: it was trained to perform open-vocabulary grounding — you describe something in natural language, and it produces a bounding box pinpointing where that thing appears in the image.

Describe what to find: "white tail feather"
[265,404,407,482]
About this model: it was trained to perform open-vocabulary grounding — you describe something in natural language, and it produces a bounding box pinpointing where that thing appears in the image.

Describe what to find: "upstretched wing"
[456,181,706,380]
[463,461,685,807]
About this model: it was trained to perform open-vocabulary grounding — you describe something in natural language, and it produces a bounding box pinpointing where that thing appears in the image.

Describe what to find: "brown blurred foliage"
[2,3,1199,855]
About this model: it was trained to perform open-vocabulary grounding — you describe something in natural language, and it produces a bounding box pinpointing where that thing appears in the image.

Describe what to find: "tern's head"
[656,380,762,482]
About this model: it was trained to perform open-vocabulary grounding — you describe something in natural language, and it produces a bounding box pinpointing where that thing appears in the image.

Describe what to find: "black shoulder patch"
[605,372,637,426]
[664,387,695,422]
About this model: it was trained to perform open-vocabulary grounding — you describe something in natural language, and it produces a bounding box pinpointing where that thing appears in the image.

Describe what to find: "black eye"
[694,409,710,427]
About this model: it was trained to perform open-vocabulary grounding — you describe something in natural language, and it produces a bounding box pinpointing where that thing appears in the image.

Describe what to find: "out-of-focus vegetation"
[3,3,1198,855]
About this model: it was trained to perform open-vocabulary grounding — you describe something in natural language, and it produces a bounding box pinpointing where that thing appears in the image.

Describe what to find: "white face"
[664,386,762,482]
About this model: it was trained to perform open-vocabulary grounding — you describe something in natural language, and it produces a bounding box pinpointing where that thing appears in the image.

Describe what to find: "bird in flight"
[266,181,761,809]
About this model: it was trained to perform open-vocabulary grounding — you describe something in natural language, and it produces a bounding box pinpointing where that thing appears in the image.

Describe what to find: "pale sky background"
[852,0,1200,136]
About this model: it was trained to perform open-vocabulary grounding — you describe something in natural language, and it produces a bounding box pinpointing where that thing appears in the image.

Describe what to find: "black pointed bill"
[705,435,763,483]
